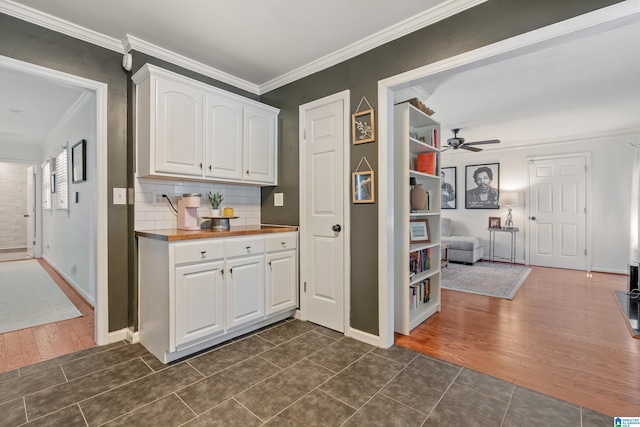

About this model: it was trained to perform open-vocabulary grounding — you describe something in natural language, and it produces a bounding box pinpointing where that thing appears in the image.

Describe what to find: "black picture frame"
[465,162,500,209]
[441,166,456,209]
[72,139,86,183]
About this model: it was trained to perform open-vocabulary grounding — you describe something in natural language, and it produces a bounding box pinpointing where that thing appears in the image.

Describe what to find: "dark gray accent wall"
[259,0,622,335]
[0,13,129,331]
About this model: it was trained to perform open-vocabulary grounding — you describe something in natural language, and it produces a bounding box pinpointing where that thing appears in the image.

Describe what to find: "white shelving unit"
[393,103,442,335]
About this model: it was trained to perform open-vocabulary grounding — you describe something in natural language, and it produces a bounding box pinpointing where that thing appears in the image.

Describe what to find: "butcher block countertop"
[135,225,299,242]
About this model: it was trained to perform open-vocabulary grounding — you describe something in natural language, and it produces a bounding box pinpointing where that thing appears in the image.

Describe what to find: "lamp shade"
[500,191,518,206]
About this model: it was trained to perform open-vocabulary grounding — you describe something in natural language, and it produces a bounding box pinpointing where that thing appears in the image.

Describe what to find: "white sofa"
[441,218,484,264]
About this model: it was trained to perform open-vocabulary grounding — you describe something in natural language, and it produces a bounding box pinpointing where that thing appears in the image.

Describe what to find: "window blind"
[55,149,68,211]
[41,161,51,210]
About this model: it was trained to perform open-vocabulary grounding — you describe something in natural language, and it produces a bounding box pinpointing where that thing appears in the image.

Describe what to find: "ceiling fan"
[442,128,500,152]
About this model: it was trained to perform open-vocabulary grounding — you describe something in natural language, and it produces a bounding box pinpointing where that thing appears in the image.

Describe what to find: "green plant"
[208,191,224,209]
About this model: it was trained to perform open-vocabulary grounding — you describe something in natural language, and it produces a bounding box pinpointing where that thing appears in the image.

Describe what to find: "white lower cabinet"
[225,254,265,330]
[138,231,298,363]
[175,260,225,346]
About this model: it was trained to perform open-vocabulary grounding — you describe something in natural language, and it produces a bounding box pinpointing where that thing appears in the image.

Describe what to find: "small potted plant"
[208,191,224,217]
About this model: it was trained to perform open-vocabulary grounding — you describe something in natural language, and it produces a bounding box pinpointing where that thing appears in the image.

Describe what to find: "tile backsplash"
[135,177,261,231]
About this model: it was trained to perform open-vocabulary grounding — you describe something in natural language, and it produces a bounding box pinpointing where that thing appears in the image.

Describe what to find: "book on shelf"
[432,128,438,149]
[416,153,436,175]
[409,248,431,275]
[409,279,431,309]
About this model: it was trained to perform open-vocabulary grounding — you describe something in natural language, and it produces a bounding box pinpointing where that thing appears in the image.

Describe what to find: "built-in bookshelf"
[393,102,441,335]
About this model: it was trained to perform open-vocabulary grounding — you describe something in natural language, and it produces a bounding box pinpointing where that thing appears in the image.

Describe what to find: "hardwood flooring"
[395,264,640,416]
[0,259,95,374]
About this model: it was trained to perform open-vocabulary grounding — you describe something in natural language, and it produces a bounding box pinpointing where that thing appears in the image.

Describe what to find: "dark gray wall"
[0,13,129,331]
[259,0,622,335]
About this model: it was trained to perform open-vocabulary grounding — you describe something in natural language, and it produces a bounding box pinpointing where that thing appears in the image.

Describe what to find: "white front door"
[528,155,588,270]
[26,165,35,258]
[300,91,349,333]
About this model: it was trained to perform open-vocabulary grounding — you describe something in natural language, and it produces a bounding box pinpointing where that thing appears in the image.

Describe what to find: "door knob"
[332,224,342,232]
[531,216,536,220]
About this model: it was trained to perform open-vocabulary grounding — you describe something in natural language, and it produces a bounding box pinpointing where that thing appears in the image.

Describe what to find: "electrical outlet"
[274,193,284,206]
[152,192,165,206]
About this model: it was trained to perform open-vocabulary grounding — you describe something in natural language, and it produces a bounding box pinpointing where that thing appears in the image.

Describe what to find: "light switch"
[113,187,127,205]
[274,193,284,206]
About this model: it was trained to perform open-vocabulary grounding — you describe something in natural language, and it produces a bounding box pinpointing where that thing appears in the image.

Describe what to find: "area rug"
[441,262,531,300]
[0,260,81,334]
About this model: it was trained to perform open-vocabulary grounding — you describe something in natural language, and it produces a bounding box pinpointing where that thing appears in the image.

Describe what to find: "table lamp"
[501,191,518,229]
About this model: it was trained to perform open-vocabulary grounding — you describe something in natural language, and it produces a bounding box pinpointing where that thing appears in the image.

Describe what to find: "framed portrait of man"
[465,163,500,209]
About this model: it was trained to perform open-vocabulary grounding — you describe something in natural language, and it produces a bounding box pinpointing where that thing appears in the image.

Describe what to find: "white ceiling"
[1,1,639,150]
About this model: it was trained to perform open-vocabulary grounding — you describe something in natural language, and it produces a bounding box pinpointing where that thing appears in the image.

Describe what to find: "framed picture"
[489,217,501,229]
[71,139,86,183]
[51,173,56,193]
[465,162,500,209]
[441,166,456,209]
[409,219,431,243]
[352,109,375,144]
[352,171,375,203]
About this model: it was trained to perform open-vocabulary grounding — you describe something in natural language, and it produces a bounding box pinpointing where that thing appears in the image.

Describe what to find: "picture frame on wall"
[441,166,456,209]
[352,170,375,203]
[352,109,375,144]
[71,139,86,183]
[409,219,431,243]
[465,162,500,209]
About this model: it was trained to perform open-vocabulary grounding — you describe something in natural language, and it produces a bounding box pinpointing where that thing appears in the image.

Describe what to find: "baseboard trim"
[347,327,382,347]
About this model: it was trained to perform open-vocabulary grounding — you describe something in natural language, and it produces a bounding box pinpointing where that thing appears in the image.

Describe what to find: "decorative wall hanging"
[352,156,375,203]
[465,162,500,209]
[352,97,375,145]
[71,139,86,183]
[441,166,456,209]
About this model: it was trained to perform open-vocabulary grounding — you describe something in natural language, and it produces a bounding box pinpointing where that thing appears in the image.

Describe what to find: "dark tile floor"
[0,319,612,426]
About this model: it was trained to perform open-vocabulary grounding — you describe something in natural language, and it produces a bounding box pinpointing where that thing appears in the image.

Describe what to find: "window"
[55,149,68,211]
[41,160,51,210]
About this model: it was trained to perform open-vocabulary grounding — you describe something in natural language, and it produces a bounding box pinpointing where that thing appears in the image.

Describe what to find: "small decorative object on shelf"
[208,191,224,217]
[398,97,435,116]
[411,184,428,211]
[488,216,501,229]
[500,191,519,229]
[352,97,375,144]
[409,219,431,243]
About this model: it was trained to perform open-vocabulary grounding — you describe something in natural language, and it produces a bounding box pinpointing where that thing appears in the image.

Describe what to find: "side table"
[487,227,519,265]
[441,243,449,268]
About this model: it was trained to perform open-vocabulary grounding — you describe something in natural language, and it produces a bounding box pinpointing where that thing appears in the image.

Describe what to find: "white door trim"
[524,152,592,272]
[0,55,109,345]
[377,2,639,348]
[298,90,351,335]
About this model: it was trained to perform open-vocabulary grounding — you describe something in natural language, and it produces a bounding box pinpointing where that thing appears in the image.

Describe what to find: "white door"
[175,260,225,347]
[26,165,35,258]
[528,155,587,270]
[204,93,243,180]
[244,105,277,184]
[225,255,265,330]
[300,91,349,333]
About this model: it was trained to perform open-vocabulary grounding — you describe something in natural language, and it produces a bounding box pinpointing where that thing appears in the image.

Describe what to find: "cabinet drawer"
[174,240,224,265]
[226,236,264,258]
[265,233,298,252]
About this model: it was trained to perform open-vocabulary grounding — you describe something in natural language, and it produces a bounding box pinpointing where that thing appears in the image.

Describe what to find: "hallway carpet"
[0,260,81,334]
[0,319,611,426]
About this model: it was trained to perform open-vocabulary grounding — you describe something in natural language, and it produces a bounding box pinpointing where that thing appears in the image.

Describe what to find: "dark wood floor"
[0,259,95,373]
[395,264,640,416]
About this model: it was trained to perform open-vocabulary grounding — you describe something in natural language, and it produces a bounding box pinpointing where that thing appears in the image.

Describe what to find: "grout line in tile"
[233,396,267,424]
[78,403,89,427]
[174,392,198,419]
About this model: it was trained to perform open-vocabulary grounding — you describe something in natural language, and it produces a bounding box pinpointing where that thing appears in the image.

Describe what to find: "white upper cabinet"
[133,64,279,185]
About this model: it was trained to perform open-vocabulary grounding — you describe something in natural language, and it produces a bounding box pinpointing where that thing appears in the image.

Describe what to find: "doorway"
[299,90,350,333]
[0,161,33,262]
[0,55,109,345]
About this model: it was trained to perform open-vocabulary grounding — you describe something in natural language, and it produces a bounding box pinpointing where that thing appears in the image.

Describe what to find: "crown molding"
[258,0,487,93]
[0,0,123,53]
[123,35,260,95]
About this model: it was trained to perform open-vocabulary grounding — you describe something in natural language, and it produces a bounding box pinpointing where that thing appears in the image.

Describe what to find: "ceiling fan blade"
[464,139,500,146]
[441,146,451,152]
[461,145,483,152]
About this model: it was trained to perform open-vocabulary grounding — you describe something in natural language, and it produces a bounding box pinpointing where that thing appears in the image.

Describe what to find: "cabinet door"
[265,250,298,315]
[244,105,277,184]
[226,255,265,330]
[175,260,225,347]
[204,93,244,180]
[155,78,204,176]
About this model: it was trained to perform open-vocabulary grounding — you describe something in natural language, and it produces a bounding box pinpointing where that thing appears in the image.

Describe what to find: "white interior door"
[528,155,587,270]
[26,165,35,258]
[300,91,349,333]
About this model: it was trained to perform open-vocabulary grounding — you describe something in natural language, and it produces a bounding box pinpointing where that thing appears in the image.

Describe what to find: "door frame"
[525,152,592,272]
[377,2,638,348]
[0,55,109,345]
[298,90,351,334]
